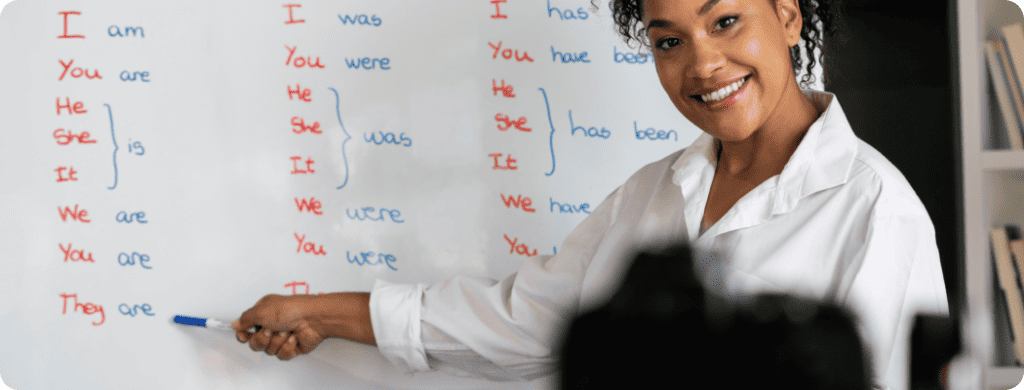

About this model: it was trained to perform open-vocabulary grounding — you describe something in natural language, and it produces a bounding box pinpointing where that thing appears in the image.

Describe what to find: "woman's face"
[643,0,802,142]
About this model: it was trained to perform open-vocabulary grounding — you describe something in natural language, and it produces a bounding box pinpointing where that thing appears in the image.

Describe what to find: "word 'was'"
[338,14,381,26]
[495,114,531,131]
[285,45,325,68]
[60,293,104,325]
[59,59,101,81]
[290,156,316,174]
[364,131,411,147]
[294,233,327,255]
[54,128,96,145]
[501,194,536,212]
[504,234,538,257]
[59,243,94,263]
[346,251,398,270]
[489,153,518,170]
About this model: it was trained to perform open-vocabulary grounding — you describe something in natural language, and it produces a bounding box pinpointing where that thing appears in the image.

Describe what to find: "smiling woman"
[232,2,948,390]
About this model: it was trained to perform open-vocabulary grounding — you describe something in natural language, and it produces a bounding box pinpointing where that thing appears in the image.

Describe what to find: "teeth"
[701,77,746,104]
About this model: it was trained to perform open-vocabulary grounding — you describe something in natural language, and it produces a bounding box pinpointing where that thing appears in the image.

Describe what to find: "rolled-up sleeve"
[368,186,624,379]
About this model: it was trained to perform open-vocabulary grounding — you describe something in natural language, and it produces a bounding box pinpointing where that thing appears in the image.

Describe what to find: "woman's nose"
[686,39,727,80]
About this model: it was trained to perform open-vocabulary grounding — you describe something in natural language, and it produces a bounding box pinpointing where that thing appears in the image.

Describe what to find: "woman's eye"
[655,37,680,51]
[714,16,738,30]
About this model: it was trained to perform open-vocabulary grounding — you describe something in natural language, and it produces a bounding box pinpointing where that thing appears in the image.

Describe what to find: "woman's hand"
[232,292,375,361]
[233,294,326,360]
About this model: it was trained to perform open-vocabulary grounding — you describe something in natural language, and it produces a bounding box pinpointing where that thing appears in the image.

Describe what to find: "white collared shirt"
[369,91,949,390]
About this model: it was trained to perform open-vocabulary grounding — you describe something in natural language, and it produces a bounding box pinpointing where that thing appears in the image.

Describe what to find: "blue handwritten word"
[119,70,150,82]
[569,111,610,139]
[614,47,651,64]
[550,198,591,214]
[116,211,147,224]
[551,46,590,63]
[108,26,144,38]
[364,131,411,147]
[118,252,151,269]
[338,14,382,26]
[346,207,404,223]
[118,303,154,317]
[346,251,398,270]
[547,0,589,20]
[127,139,145,155]
[344,57,391,70]
[634,121,678,141]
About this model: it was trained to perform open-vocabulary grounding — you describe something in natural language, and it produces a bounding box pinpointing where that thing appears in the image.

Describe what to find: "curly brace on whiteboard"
[234,1,948,389]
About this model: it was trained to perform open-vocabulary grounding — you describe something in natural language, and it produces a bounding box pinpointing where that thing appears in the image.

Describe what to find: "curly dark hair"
[598,0,841,89]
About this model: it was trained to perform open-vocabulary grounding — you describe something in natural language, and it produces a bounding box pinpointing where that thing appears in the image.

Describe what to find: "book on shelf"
[985,38,1024,150]
[991,225,1024,364]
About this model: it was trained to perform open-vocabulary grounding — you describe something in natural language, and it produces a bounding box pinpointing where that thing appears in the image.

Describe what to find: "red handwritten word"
[290,156,315,174]
[489,42,534,62]
[60,293,105,325]
[58,11,84,39]
[490,0,507,19]
[284,281,326,295]
[295,197,323,215]
[488,153,518,170]
[283,4,305,24]
[500,194,535,212]
[53,129,96,145]
[58,59,101,81]
[287,84,312,102]
[56,97,87,115]
[59,243,95,263]
[504,234,538,257]
[294,233,327,255]
[495,113,531,132]
[58,204,90,223]
[285,45,325,68]
[291,116,322,134]
[492,79,515,98]
[55,166,79,182]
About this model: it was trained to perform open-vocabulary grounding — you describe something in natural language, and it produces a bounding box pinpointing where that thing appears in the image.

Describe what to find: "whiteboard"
[0,0,700,388]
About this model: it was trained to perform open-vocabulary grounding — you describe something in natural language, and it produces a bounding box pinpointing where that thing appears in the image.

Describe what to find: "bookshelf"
[964,0,1024,388]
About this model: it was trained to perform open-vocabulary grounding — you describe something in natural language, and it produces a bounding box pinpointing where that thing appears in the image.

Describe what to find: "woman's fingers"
[266,331,290,356]
[249,328,273,352]
[277,335,300,361]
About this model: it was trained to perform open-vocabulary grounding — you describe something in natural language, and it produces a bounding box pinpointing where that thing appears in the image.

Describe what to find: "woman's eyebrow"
[647,0,722,29]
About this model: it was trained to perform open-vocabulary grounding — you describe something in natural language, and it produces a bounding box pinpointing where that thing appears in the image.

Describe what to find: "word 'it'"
[288,84,312,102]
[504,234,538,257]
[569,111,611,139]
[551,46,590,63]
[492,79,515,98]
[495,113,531,132]
[285,45,325,68]
[550,198,591,214]
[120,70,150,82]
[58,11,84,39]
[60,293,104,325]
[284,281,326,295]
[283,4,305,24]
[119,303,154,317]
[364,131,411,147]
[116,211,148,224]
[346,207,404,223]
[489,42,533,62]
[290,156,316,174]
[295,197,323,215]
[501,194,535,212]
[59,59,101,81]
[118,252,152,269]
[107,25,144,38]
[547,0,589,20]
[346,251,398,270]
[295,233,327,255]
[344,57,390,70]
[614,47,651,64]
[338,14,382,26]
[292,116,322,134]
[59,243,95,263]
[491,0,507,19]
[55,166,79,182]
[54,128,96,145]
[489,153,518,170]
[56,97,86,115]
[634,121,678,141]
[58,204,90,223]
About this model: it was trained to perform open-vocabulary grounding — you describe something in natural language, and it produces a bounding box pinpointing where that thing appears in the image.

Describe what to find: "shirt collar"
[670,90,858,216]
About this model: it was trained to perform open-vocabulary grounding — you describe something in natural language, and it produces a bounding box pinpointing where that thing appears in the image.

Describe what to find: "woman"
[234,1,948,389]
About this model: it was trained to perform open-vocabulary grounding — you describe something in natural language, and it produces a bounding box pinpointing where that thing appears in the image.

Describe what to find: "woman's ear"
[775,0,804,48]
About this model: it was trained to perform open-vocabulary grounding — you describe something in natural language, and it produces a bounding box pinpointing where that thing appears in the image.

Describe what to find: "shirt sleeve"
[841,206,950,390]
[369,186,624,379]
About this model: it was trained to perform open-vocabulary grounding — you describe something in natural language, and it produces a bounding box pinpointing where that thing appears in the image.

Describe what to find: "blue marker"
[172,315,257,332]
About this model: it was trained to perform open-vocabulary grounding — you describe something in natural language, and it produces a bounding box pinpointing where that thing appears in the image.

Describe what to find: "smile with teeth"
[699,76,748,104]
